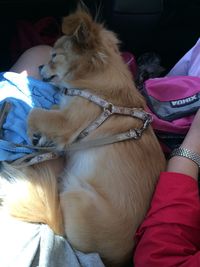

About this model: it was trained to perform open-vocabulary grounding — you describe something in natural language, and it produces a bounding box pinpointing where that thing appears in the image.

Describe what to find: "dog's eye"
[50,53,57,64]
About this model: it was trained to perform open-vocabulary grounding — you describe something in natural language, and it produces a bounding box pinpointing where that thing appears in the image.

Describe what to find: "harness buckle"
[143,113,153,128]
[104,103,114,113]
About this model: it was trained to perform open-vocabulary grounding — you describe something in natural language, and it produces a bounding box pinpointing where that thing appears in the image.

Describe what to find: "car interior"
[0,0,200,266]
[1,0,200,73]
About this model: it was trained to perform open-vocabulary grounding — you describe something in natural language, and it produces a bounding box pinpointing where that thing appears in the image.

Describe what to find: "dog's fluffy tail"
[0,162,64,235]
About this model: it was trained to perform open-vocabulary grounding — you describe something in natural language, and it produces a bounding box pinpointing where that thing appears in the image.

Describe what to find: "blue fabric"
[0,72,60,161]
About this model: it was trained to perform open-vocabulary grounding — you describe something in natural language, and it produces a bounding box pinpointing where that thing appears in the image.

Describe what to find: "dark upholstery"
[107,0,200,71]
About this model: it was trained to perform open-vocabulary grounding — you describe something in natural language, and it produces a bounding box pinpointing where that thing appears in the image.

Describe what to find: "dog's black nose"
[38,65,44,72]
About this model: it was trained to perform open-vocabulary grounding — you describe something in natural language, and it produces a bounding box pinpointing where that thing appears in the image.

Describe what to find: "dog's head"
[39,9,120,84]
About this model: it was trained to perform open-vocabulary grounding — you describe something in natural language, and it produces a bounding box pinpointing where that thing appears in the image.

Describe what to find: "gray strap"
[62,88,152,140]
[62,88,110,109]
[10,88,153,167]
[10,128,144,168]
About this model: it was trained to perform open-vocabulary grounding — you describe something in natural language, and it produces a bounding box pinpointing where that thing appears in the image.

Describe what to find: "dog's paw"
[32,133,42,146]
[28,108,69,150]
[28,108,51,147]
[32,133,54,147]
[28,109,41,142]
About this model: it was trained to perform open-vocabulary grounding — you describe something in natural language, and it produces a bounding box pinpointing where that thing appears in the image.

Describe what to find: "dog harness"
[61,87,152,142]
[7,87,153,167]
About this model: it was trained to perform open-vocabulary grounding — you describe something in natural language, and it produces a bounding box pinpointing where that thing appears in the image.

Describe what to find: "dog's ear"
[72,19,90,46]
[62,10,100,50]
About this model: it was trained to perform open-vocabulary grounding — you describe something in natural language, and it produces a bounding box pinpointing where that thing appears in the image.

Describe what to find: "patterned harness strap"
[7,88,153,167]
[62,88,152,141]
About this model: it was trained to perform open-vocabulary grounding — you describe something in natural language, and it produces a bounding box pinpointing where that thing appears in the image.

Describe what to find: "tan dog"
[2,9,166,267]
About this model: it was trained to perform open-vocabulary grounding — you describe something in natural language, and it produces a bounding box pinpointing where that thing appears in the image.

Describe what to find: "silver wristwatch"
[170,147,200,168]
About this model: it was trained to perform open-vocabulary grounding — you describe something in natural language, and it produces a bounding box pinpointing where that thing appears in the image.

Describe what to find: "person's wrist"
[170,147,200,167]
[168,147,199,180]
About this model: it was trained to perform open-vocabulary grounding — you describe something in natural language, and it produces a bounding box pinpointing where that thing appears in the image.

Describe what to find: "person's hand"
[167,109,200,180]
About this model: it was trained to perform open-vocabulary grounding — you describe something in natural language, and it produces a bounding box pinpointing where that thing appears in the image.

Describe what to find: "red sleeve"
[134,172,200,267]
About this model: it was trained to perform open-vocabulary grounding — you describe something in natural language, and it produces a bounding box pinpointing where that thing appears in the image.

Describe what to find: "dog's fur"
[0,9,166,267]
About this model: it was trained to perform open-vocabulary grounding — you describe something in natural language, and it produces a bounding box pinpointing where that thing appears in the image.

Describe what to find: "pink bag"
[143,76,200,153]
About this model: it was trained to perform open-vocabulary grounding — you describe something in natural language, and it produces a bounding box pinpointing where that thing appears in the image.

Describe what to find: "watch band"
[170,147,200,168]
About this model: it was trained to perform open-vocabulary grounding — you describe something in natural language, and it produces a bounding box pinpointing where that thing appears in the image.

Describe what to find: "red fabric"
[10,17,62,64]
[134,172,200,267]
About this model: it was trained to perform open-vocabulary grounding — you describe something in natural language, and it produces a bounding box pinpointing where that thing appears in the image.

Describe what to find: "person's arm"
[134,172,200,267]
[134,109,200,267]
[167,107,200,179]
